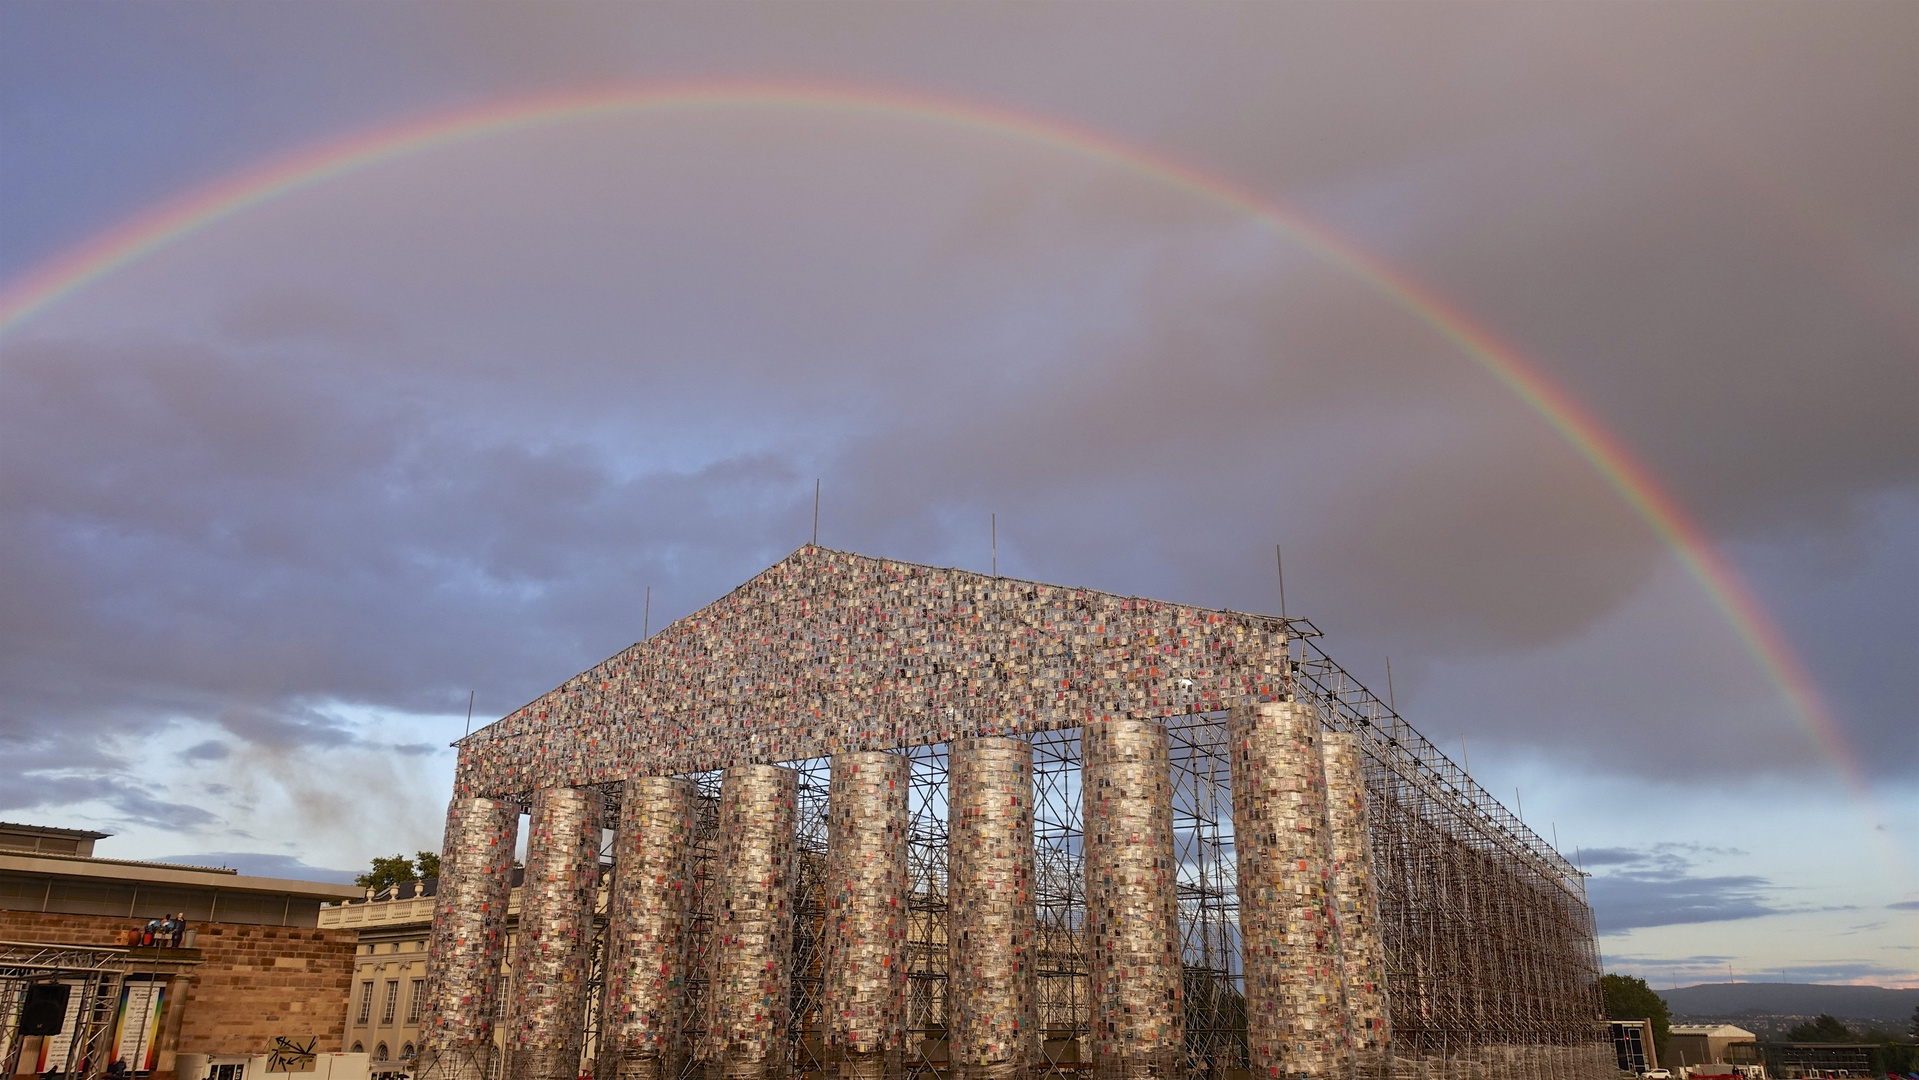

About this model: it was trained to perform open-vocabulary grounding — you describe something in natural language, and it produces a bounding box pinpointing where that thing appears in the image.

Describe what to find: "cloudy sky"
[2,3,1914,985]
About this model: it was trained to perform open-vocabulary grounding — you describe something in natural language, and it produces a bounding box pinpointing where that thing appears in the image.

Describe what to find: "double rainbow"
[0,78,1864,795]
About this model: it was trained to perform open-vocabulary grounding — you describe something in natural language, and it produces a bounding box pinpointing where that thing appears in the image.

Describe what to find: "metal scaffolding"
[0,941,147,1080]
[1165,716,1247,1080]
[485,672,1601,1080]
[789,759,833,1080]
[1030,730,1088,1074]
[1286,627,1608,1078]
[905,744,951,1080]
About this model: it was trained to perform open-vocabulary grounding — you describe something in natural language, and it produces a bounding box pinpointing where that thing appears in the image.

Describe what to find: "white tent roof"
[1670,1025,1757,1039]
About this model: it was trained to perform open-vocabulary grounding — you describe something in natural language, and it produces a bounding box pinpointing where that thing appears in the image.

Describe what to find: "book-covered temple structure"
[417,547,1610,1080]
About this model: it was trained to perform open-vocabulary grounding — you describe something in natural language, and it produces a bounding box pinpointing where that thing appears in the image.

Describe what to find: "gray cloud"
[179,740,231,762]
[103,789,221,832]
[1601,953,1737,978]
[0,1,1914,855]
[0,773,118,814]
[1589,874,1779,935]
[1585,846,1782,934]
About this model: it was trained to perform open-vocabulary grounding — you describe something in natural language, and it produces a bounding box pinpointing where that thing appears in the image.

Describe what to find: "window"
[213,1065,247,1080]
[350,1044,363,1055]
[374,1043,388,1062]
[356,981,374,1025]
[381,980,399,1025]
[400,1044,414,1061]
[405,979,424,1024]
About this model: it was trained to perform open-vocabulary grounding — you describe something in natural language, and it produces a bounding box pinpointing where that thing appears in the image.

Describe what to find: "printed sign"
[267,1036,319,1073]
[36,982,84,1071]
[112,982,166,1071]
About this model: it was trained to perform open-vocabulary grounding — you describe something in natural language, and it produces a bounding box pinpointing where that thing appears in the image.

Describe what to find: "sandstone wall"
[0,909,356,1074]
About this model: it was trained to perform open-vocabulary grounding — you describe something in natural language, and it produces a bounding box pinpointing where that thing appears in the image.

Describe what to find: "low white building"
[1667,1025,1759,1069]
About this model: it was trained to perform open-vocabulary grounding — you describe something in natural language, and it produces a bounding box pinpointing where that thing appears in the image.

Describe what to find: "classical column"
[823,751,909,1080]
[506,786,604,1080]
[1321,733,1390,1066]
[702,765,799,1080]
[1229,700,1351,1079]
[1082,718,1184,1080]
[948,736,1038,1080]
[420,795,519,1080]
[601,777,699,1080]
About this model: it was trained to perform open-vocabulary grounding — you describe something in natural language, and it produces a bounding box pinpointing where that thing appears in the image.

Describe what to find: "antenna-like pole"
[644,586,651,639]
[1515,787,1525,823]
[1275,545,1287,619]
[813,480,820,546]
[1385,656,1396,712]
[464,690,475,738]
[991,514,997,576]
[1459,734,1470,774]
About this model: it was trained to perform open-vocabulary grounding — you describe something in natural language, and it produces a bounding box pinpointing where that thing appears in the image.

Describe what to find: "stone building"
[0,822,361,1079]
[322,882,444,1073]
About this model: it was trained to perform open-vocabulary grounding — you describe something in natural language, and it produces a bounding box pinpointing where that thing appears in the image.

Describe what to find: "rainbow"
[0,78,1867,794]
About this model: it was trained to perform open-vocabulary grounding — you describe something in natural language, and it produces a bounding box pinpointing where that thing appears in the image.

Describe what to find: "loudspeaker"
[20,982,70,1036]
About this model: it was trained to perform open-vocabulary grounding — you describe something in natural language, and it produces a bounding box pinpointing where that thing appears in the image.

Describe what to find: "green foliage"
[1785,1014,1853,1042]
[1837,1031,1919,1074]
[1601,974,1672,1057]
[1879,1040,1917,1074]
[1854,1035,1918,1075]
[353,850,444,890]
[354,853,419,892]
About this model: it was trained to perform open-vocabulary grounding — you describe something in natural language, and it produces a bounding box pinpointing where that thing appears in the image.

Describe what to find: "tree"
[1909,1004,1918,1042]
[1601,974,1672,1058]
[1785,1014,1853,1042]
[355,853,417,892]
[414,850,442,880]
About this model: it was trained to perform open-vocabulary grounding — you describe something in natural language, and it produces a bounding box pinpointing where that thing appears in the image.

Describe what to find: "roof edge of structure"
[463,544,1318,748]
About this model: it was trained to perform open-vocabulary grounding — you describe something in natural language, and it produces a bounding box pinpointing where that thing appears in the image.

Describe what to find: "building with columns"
[417,547,1609,1080]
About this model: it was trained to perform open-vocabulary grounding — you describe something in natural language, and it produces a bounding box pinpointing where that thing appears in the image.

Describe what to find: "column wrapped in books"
[824,751,909,1080]
[1321,732,1389,1070]
[602,777,698,1080]
[420,793,519,1080]
[1229,700,1351,1079]
[506,786,603,1080]
[948,735,1038,1080]
[701,765,798,1080]
[1083,717,1184,1080]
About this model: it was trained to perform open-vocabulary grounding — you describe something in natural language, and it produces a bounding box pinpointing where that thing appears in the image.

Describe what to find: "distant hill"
[1661,983,1919,1028]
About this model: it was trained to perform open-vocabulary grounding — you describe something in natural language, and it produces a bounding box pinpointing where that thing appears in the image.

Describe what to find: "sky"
[1,3,1914,987]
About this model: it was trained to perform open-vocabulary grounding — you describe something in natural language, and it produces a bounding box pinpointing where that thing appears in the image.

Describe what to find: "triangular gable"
[455,546,1290,797]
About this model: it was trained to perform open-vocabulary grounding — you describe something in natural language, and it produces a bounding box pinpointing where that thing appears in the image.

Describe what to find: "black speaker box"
[20,982,70,1036]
